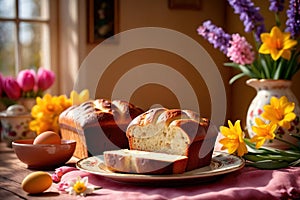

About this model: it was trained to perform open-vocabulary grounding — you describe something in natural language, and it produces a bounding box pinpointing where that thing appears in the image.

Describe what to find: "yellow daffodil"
[30,94,72,134]
[250,118,277,149]
[261,96,296,130]
[219,120,248,156]
[259,26,297,61]
[30,90,89,135]
[70,89,90,105]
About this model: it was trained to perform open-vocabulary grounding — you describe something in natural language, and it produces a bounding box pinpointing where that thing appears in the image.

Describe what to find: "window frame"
[0,0,58,90]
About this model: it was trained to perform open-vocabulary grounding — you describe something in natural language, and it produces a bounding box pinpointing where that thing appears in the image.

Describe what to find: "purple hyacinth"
[227,0,266,42]
[269,0,285,12]
[285,0,300,38]
[197,20,231,54]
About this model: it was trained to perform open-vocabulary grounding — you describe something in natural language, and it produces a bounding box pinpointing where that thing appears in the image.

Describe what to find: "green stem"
[36,90,44,98]
[252,31,261,50]
[275,13,281,27]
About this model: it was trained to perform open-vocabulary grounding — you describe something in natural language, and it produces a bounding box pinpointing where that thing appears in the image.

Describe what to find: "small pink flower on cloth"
[51,166,77,183]
[57,181,70,192]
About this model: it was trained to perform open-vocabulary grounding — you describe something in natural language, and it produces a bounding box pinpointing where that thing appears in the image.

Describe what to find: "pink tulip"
[17,69,36,92]
[3,77,21,100]
[0,73,3,97]
[37,68,55,91]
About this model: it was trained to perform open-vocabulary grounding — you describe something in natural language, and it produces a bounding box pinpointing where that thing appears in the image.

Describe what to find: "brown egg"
[21,171,52,194]
[33,131,61,145]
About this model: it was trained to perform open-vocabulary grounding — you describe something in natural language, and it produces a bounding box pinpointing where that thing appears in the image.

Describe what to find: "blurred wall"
[82,0,230,124]
[60,0,300,127]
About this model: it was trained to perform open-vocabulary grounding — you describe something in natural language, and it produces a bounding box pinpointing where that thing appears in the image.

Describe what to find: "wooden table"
[0,142,79,200]
[1,141,300,199]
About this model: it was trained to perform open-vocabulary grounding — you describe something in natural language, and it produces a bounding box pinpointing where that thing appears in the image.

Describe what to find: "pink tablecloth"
[57,166,300,200]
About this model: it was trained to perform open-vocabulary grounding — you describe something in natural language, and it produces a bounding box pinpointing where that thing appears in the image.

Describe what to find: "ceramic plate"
[76,151,245,185]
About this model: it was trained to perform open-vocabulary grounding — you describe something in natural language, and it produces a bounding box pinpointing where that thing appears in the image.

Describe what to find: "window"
[0,0,56,76]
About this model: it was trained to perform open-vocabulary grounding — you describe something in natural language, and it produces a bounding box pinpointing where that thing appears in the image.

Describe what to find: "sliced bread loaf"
[126,108,218,171]
[103,149,188,174]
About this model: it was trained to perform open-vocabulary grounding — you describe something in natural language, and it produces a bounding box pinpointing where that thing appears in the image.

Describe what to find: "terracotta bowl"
[12,139,76,169]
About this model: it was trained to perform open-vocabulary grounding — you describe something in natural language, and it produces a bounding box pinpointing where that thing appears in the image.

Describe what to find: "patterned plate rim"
[76,151,245,183]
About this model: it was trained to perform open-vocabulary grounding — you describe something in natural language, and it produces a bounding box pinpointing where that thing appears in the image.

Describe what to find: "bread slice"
[103,149,188,174]
[126,108,217,171]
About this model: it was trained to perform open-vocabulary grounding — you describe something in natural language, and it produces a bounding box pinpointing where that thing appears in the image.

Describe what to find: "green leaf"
[273,59,284,79]
[290,52,300,76]
[260,56,270,78]
[243,154,266,162]
[237,65,256,77]
[229,73,246,84]
[246,160,290,169]
[264,154,298,162]
[290,158,300,166]
[249,64,262,77]
[244,138,298,155]
[284,50,300,79]
[225,63,257,81]
[224,62,241,69]
[244,153,299,162]
[244,139,274,154]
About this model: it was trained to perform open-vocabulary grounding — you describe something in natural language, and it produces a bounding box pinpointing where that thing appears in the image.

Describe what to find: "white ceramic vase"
[0,101,36,147]
[0,115,36,147]
[246,79,300,149]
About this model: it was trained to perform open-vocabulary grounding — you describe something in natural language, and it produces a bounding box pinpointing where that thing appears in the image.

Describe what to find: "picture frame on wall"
[88,0,119,43]
[168,0,201,10]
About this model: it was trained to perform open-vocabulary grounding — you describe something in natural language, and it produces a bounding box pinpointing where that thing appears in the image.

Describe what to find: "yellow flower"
[73,181,87,194]
[259,26,297,60]
[58,95,72,110]
[70,89,90,105]
[250,118,277,149]
[65,176,95,197]
[30,94,72,134]
[219,120,248,156]
[261,96,296,130]
[30,90,89,135]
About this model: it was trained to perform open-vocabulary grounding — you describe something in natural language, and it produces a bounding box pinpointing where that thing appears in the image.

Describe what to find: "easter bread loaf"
[59,99,144,158]
[126,108,217,171]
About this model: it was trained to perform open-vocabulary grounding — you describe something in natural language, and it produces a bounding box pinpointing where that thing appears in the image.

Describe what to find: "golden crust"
[59,99,144,129]
[58,99,144,158]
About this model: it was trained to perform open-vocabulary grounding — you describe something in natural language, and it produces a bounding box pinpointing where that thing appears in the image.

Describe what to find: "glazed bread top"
[127,108,209,139]
[126,108,211,156]
[59,99,144,130]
